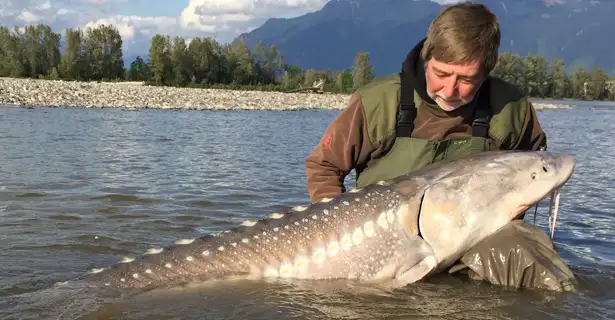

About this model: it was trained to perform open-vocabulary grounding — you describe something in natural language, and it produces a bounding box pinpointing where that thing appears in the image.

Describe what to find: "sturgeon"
[63,150,575,293]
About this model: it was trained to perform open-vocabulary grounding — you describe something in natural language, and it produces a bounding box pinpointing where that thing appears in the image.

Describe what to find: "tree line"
[0,23,614,101]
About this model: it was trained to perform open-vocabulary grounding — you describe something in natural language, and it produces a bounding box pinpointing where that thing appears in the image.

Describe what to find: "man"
[306,3,546,201]
[304,2,576,291]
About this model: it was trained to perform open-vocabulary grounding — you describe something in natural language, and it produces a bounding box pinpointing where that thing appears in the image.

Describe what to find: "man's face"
[425,58,485,111]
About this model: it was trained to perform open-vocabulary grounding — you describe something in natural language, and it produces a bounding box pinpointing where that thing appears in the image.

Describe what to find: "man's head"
[421,2,500,111]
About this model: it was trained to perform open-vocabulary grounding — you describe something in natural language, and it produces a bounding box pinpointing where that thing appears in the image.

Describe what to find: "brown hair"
[420,1,500,75]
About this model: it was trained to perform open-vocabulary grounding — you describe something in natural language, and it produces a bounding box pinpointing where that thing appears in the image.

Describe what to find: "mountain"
[235,0,615,76]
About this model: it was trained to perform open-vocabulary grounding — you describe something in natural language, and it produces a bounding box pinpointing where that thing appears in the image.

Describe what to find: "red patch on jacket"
[322,134,333,149]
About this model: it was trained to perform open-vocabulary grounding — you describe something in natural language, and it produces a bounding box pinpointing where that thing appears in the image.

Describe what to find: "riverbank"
[0,77,572,111]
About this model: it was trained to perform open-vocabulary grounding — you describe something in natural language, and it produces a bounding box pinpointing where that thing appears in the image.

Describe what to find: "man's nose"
[442,77,458,97]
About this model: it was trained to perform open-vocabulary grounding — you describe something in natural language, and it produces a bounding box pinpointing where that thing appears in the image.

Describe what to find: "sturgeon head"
[402,150,576,273]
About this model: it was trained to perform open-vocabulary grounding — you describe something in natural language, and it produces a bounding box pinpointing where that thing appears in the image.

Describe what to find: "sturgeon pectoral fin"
[393,255,438,288]
[390,237,438,288]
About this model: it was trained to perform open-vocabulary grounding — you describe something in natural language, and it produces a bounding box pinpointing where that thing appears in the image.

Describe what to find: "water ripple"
[0,104,614,319]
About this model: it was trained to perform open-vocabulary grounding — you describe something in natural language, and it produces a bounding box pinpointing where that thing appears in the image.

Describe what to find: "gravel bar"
[0,78,571,111]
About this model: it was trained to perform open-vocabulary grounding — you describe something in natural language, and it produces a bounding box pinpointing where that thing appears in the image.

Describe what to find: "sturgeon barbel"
[65,151,575,293]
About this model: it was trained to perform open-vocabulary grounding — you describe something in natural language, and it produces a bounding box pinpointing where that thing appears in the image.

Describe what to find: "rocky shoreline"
[0,77,571,111]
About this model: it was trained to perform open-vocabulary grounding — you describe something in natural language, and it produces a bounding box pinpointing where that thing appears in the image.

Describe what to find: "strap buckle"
[397,103,416,123]
[471,116,491,137]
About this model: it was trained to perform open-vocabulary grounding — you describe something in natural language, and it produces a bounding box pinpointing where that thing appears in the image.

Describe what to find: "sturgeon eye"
[531,172,537,180]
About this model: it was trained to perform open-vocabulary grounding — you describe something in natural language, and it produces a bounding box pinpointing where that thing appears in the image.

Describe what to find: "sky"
[0,0,460,58]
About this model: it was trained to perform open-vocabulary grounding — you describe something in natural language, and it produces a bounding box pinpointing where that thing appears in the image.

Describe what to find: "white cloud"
[83,15,178,41]
[178,0,328,39]
[17,11,41,24]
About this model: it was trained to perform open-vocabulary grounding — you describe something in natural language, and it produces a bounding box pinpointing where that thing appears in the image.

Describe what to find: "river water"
[0,100,614,319]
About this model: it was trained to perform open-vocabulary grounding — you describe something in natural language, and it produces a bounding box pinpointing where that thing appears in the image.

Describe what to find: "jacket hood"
[401,38,437,105]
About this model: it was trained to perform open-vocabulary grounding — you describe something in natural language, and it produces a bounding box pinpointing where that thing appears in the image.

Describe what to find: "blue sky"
[0,0,459,59]
[115,1,185,17]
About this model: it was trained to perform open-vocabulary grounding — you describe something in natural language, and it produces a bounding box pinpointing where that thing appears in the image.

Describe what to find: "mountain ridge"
[236,0,615,75]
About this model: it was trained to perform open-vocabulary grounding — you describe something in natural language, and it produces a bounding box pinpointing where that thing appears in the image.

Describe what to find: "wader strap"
[471,80,492,138]
[396,71,416,137]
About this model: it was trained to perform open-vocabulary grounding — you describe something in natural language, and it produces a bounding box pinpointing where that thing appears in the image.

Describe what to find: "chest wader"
[355,72,495,188]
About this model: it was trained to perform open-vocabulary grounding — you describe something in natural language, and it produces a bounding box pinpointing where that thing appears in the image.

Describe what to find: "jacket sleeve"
[513,101,548,151]
[305,92,375,203]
